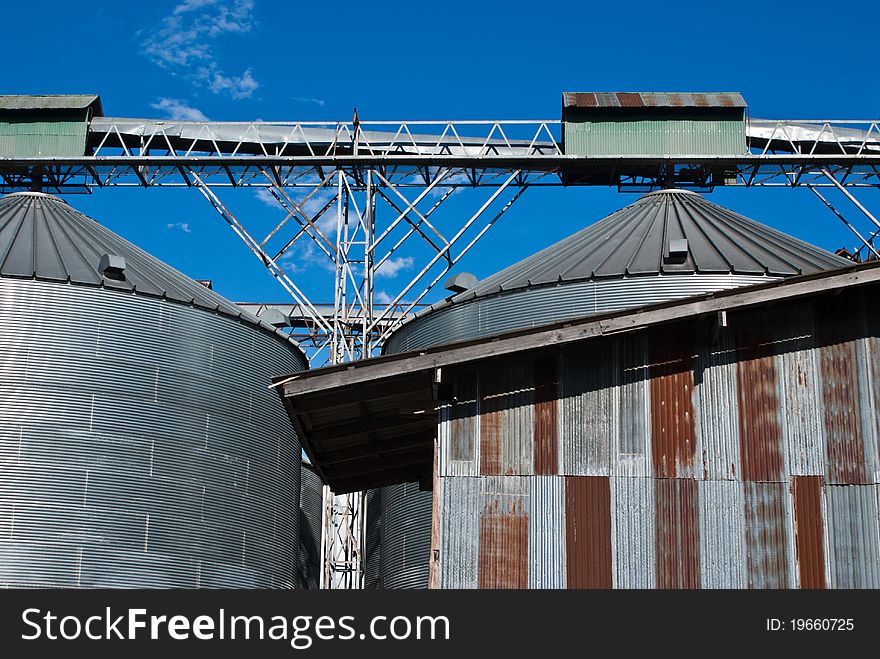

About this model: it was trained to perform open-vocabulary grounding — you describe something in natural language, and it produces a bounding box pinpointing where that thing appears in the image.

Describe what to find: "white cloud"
[374,290,393,305]
[141,1,258,99]
[206,68,258,100]
[376,256,414,279]
[166,222,193,233]
[292,96,326,107]
[151,98,209,121]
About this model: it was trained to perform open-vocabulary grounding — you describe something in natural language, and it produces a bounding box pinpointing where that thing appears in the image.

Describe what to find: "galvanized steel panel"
[0,277,306,588]
[743,481,792,588]
[694,331,740,481]
[560,344,614,476]
[824,485,880,588]
[698,479,745,588]
[611,476,655,588]
[438,476,480,588]
[479,362,533,476]
[299,462,323,589]
[614,335,650,478]
[528,476,565,588]
[377,481,433,589]
[438,373,480,477]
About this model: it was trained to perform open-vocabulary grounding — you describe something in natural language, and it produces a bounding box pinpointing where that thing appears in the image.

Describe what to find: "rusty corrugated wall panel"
[743,481,791,588]
[528,476,565,588]
[816,299,867,484]
[776,306,826,476]
[792,475,826,589]
[564,476,612,588]
[649,328,697,479]
[478,476,528,589]
[736,332,784,482]
[698,480,746,588]
[561,344,614,475]
[438,476,480,588]
[613,476,655,588]
[479,362,533,476]
[439,373,479,477]
[533,355,559,475]
[864,301,880,484]
[694,331,739,481]
[654,478,700,589]
[824,484,880,588]
[615,334,651,478]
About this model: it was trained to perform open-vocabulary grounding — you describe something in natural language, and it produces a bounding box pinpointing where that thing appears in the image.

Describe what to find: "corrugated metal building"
[0,95,102,157]
[279,191,880,589]
[562,92,747,157]
[0,191,308,588]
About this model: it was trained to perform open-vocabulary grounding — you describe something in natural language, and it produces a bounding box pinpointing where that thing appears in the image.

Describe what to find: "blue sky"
[2,0,878,305]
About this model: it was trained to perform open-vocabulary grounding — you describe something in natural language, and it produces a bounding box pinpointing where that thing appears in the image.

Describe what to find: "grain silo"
[299,459,323,589]
[280,190,880,589]
[0,191,307,588]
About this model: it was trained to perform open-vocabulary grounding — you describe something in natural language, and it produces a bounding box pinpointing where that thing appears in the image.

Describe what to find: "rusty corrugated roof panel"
[565,476,613,588]
[563,91,746,109]
[479,361,534,476]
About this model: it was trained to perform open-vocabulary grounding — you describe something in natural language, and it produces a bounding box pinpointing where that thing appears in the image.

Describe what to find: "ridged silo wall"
[0,278,306,588]
[299,462,323,589]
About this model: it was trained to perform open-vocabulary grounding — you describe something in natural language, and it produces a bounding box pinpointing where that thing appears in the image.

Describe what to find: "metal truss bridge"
[2,113,879,590]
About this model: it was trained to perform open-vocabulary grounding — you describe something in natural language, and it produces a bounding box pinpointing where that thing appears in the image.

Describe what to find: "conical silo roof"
[458,189,849,300]
[384,189,851,353]
[0,191,285,335]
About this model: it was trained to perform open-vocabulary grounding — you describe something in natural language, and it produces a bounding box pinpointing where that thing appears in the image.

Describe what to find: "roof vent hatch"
[99,253,127,280]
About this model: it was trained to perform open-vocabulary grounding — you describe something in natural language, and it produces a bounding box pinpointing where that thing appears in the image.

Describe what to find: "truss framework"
[4,116,880,588]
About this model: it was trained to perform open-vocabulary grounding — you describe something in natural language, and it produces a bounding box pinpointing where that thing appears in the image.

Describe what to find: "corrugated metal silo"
[0,191,307,588]
[298,460,323,589]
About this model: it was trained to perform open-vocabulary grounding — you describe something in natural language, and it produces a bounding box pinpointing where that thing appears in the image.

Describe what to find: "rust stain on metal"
[743,482,789,588]
[649,327,697,478]
[736,333,784,481]
[533,355,559,475]
[450,374,478,463]
[616,92,644,107]
[792,475,826,589]
[866,302,880,446]
[654,478,700,589]
[478,500,528,589]
[816,298,866,484]
[564,476,612,588]
[479,366,503,475]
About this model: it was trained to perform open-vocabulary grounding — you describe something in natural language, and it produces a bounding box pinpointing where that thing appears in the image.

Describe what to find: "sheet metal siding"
[479,361,533,476]
[563,118,746,156]
[743,482,791,588]
[694,331,740,481]
[565,476,613,588]
[698,480,746,588]
[385,275,776,353]
[824,485,880,588]
[375,481,433,589]
[363,488,382,589]
[735,332,785,482]
[528,476,565,588]
[792,476,826,589]
[654,479,701,589]
[816,299,868,484]
[438,477,480,588]
[478,477,528,588]
[649,328,698,479]
[533,356,559,475]
[561,344,614,476]
[0,278,306,588]
[298,463,323,589]
[0,111,89,157]
[615,335,650,478]
[612,476,656,588]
